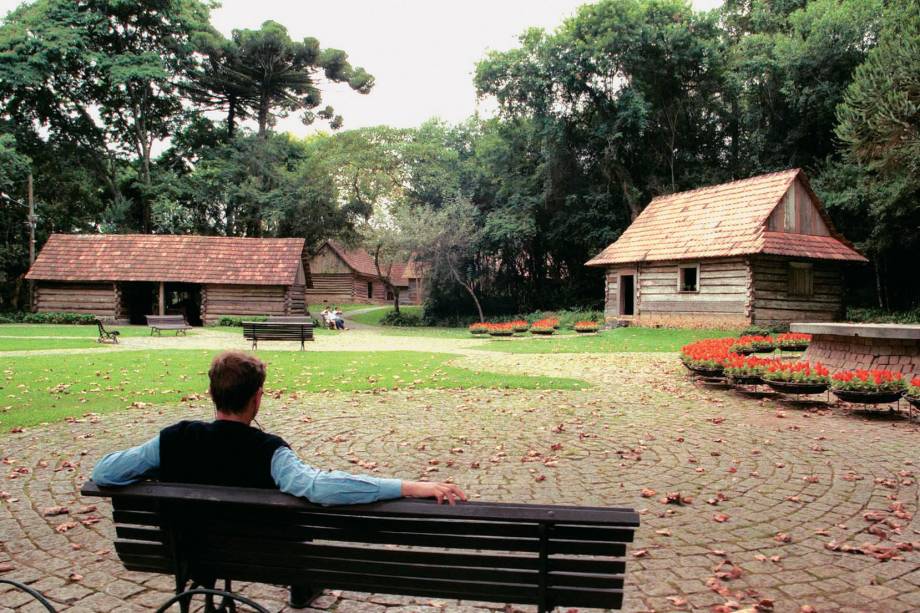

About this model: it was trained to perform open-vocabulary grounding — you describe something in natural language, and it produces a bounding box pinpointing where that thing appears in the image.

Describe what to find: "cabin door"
[619,274,635,316]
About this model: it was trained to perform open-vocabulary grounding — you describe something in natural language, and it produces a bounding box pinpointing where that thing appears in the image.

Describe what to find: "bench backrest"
[242,322,314,341]
[146,315,188,326]
[82,481,638,611]
[265,316,314,324]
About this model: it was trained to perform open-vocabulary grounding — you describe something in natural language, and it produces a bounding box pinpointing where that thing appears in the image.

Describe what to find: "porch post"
[158,282,165,315]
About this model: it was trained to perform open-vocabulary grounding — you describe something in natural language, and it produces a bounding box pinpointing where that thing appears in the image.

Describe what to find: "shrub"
[831,369,906,393]
[20,312,97,325]
[380,311,423,327]
[468,322,489,335]
[763,361,830,384]
[846,307,920,324]
[214,315,267,327]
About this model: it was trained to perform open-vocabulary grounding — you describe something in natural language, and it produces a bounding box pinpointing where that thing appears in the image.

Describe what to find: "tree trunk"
[392,288,400,314]
[258,88,270,138]
[447,253,484,322]
[227,93,237,140]
[874,257,886,310]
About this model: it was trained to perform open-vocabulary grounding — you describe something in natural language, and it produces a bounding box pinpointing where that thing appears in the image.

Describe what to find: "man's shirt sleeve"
[91,435,161,486]
[271,446,402,506]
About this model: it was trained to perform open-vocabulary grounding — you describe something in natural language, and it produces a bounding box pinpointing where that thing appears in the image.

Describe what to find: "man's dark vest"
[159,420,288,489]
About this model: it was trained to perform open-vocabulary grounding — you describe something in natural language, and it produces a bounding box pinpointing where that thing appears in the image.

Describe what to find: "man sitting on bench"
[90,351,466,605]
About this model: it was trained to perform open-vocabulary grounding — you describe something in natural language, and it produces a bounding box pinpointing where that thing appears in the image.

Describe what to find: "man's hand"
[402,481,467,505]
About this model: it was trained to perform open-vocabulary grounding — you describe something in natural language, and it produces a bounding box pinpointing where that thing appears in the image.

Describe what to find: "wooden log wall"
[603,270,619,319]
[638,258,749,315]
[750,256,843,325]
[286,283,306,315]
[202,284,287,324]
[34,281,117,318]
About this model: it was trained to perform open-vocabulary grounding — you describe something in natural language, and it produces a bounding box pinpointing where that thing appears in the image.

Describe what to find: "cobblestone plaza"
[1,331,918,612]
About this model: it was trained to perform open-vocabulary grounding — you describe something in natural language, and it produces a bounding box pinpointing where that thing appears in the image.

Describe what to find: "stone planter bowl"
[728,374,763,386]
[765,380,829,395]
[832,389,904,404]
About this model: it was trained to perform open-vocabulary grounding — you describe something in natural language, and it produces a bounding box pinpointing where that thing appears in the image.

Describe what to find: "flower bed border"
[765,380,829,395]
[832,389,903,404]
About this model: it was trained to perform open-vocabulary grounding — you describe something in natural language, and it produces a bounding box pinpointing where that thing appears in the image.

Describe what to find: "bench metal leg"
[288,584,320,609]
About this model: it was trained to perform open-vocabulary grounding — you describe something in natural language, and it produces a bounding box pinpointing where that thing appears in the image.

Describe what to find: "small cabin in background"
[305,241,417,306]
[586,169,868,328]
[25,234,308,325]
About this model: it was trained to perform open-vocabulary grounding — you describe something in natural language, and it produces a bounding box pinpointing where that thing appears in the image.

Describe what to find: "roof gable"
[324,241,409,285]
[26,234,306,285]
[586,169,866,265]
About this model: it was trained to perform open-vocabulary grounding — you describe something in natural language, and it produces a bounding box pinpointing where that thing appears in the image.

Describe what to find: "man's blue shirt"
[91,434,402,505]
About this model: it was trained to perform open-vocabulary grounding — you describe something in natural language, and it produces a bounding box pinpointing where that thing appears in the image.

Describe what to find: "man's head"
[208,351,266,419]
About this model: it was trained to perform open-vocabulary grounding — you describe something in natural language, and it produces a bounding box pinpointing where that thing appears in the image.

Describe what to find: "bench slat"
[83,482,640,526]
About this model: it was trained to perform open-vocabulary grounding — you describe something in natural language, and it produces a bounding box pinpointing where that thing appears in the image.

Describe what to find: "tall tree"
[0,0,214,232]
[226,21,374,138]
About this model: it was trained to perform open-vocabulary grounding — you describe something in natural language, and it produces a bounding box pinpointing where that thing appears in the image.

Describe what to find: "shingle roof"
[25,234,306,285]
[761,232,866,261]
[325,241,408,286]
[586,169,866,266]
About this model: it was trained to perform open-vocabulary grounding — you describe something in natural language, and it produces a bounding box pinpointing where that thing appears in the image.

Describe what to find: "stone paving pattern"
[1,336,919,612]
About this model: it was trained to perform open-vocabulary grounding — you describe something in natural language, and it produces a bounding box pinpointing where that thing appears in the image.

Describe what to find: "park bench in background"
[145,315,191,336]
[95,319,120,344]
[242,321,314,350]
[266,315,314,323]
[82,481,639,613]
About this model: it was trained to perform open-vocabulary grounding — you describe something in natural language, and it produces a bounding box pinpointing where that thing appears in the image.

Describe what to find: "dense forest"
[1,0,917,320]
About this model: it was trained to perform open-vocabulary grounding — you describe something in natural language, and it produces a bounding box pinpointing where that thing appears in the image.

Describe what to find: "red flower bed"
[775,332,811,349]
[680,338,737,369]
[468,322,488,335]
[831,369,906,393]
[530,318,558,335]
[908,376,920,398]
[485,322,515,337]
[574,320,600,332]
[763,361,830,384]
[724,354,781,378]
[730,335,775,354]
[510,319,530,332]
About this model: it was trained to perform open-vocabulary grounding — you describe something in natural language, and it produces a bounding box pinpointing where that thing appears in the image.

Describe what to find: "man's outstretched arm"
[91,436,161,486]
[271,447,466,506]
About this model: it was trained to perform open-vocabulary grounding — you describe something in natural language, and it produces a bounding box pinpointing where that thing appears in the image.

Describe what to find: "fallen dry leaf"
[632,549,649,558]
[42,506,69,517]
[774,532,792,543]
[640,488,657,498]
[713,513,731,523]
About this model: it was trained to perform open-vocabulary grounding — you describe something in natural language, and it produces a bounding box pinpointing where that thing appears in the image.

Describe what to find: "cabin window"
[788,262,814,297]
[678,264,699,293]
[386,289,394,301]
[367,282,373,299]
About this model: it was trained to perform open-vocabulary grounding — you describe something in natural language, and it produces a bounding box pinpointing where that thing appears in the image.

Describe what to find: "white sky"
[1,0,724,135]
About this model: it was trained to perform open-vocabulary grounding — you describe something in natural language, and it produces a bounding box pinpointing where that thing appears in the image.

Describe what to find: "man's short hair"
[208,351,266,414]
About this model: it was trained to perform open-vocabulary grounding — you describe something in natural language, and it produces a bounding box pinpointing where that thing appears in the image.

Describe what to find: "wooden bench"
[81,481,639,613]
[146,315,191,336]
[242,321,314,350]
[95,319,120,344]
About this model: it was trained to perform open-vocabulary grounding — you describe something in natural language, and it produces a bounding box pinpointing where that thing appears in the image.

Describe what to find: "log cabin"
[586,169,868,328]
[25,234,308,325]
[304,241,414,305]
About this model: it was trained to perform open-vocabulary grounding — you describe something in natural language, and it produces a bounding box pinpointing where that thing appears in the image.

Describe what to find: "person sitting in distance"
[334,306,345,330]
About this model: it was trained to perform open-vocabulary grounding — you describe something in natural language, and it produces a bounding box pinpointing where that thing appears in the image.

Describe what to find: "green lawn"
[0,324,153,337]
[347,305,423,326]
[481,327,737,353]
[0,349,587,429]
[0,337,107,351]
